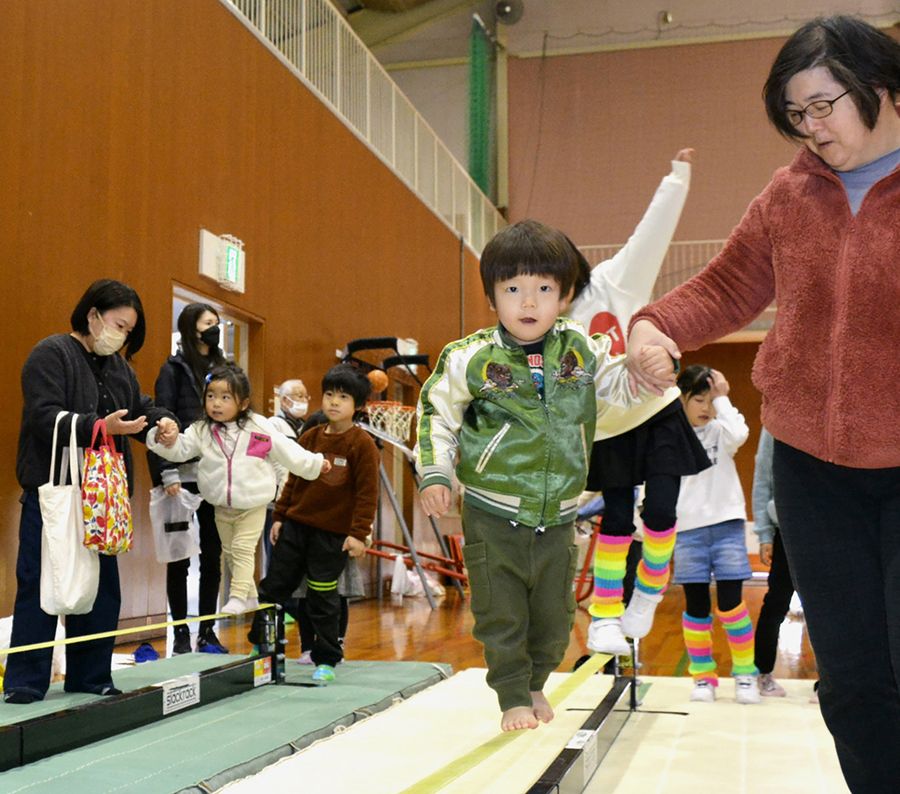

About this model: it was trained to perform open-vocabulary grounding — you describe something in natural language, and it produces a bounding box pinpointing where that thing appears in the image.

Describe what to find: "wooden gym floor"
[120,577,818,684]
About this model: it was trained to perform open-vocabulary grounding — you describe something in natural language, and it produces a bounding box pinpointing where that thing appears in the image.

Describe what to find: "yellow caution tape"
[399,652,612,793]
[2,604,276,656]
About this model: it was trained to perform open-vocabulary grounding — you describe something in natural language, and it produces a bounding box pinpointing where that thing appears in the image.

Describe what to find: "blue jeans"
[774,441,900,793]
[4,491,121,700]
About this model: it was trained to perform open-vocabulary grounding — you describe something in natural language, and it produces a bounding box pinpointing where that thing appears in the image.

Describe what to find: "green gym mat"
[0,657,450,792]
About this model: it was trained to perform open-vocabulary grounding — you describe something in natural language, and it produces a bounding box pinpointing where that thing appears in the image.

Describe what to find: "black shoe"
[99,686,122,696]
[196,627,229,654]
[4,691,38,705]
[246,613,265,646]
[172,626,192,655]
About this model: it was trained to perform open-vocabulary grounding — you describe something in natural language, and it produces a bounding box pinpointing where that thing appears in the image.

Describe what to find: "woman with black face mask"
[148,302,227,655]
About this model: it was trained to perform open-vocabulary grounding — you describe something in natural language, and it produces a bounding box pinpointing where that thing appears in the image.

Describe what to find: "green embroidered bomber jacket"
[415,319,643,528]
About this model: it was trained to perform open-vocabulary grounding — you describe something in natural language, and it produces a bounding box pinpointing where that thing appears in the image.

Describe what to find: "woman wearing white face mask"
[6,279,176,704]
[149,302,228,656]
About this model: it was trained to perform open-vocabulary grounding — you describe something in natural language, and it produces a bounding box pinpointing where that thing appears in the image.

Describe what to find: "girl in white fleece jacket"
[149,363,329,614]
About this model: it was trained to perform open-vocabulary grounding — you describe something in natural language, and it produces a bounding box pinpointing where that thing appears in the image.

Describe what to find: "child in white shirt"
[674,366,759,705]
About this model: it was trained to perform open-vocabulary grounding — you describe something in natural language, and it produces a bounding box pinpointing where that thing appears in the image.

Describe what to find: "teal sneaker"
[311,664,336,686]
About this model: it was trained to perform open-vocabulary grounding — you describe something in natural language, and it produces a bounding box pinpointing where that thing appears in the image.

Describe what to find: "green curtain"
[468,18,494,198]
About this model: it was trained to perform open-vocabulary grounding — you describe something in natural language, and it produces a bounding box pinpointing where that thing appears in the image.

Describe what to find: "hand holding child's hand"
[420,484,451,518]
[155,418,179,447]
[319,458,333,475]
[638,345,677,386]
[626,320,681,396]
[342,536,367,558]
[675,148,695,163]
[270,521,282,545]
[707,369,729,398]
[759,542,773,567]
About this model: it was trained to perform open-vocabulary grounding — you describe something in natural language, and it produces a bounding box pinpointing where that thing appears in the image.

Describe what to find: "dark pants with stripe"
[257,520,347,667]
[5,491,120,700]
[774,441,900,793]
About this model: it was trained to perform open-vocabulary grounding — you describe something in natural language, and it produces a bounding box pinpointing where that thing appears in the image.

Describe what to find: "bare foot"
[501,705,539,732]
[530,690,554,723]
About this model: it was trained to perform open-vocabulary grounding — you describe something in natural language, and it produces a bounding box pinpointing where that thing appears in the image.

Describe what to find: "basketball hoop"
[364,401,415,443]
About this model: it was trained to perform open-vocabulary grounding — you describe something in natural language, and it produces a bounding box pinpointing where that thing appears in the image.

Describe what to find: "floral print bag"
[82,419,133,555]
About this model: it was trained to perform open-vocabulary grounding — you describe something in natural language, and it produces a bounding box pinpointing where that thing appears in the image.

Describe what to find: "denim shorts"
[672,519,752,584]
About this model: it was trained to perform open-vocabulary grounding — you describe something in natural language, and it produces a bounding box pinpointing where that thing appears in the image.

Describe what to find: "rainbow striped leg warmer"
[588,534,632,619]
[717,602,759,677]
[682,613,718,686]
[635,525,676,596]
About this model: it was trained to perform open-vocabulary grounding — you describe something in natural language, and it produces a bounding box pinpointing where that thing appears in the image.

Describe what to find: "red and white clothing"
[567,159,690,439]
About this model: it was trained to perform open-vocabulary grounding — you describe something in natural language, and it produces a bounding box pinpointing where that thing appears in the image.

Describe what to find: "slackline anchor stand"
[258,604,286,684]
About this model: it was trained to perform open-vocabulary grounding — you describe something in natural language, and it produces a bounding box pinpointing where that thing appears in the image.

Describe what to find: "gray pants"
[462,502,577,711]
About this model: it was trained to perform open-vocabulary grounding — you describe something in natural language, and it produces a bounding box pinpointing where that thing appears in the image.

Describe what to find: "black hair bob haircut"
[677,364,714,398]
[479,219,579,302]
[321,363,373,409]
[763,15,900,141]
[70,279,146,360]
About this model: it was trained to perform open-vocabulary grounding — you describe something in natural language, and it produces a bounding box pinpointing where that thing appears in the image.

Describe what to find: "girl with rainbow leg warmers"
[673,365,759,704]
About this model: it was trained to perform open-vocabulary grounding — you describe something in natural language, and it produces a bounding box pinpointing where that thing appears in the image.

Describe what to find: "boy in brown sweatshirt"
[249,364,379,684]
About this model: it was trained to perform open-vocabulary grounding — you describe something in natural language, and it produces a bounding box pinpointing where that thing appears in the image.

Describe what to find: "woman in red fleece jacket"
[627,16,900,794]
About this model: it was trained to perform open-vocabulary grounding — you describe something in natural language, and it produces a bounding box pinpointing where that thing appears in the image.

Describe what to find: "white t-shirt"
[676,396,749,532]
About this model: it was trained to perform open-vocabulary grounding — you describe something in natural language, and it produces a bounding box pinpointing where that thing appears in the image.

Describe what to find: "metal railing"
[580,239,776,332]
[223,0,505,254]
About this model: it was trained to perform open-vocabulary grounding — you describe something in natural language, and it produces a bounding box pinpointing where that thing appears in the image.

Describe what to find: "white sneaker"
[620,590,663,639]
[587,619,631,656]
[244,596,260,611]
[690,679,716,703]
[221,596,247,615]
[735,675,762,704]
[758,673,786,697]
[297,650,314,665]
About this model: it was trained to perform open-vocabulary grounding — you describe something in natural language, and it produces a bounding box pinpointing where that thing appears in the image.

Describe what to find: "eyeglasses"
[786,90,850,127]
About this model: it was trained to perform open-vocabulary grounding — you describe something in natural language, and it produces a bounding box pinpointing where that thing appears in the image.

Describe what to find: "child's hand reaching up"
[155,418,179,447]
[420,484,451,518]
[342,536,366,558]
[675,147,695,163]
[707,369,730,398]
[638,345,677,386]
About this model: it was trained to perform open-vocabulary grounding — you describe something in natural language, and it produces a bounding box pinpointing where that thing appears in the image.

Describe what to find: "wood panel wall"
[0,0,483,620]
[507,36,798,244]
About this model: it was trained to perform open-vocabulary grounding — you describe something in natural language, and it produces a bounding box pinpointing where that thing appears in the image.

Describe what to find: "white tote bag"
[39,411,100,615]
[149,486,202,563]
